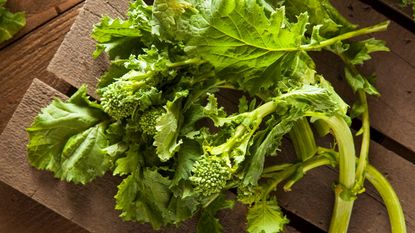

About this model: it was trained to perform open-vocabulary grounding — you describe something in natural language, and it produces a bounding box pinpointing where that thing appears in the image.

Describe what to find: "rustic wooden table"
[0,1,87,232]
[0,0,414,233]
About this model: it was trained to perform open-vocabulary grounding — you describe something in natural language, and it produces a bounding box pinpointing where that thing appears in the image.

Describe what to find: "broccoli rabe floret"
[138,107,165,136]
[101,80,142,120]
[189,155,232,197]
[100,79,162,120]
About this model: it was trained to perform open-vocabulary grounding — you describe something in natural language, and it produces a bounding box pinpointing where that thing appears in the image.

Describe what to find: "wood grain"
[47,0,130,98]
[0,181,88,233]
[0,4,83,132]
[1,0,84,48]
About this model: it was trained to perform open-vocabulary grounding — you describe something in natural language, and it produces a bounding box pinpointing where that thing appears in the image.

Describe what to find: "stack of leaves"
[0,0,25,43]
[27,0,407,233]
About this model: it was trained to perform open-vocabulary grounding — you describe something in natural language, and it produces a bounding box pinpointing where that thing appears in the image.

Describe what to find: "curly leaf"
[27,86,112,184]
[344,39,389,65]
[115,168,197,229]
[115,169,171,229]
[153,0,311,76]
[171,139,201,189]
[154,90,189,162]
[247,199,289,233]
[113,144,144,176]
[92,16,142,58]
[276,0,356,36]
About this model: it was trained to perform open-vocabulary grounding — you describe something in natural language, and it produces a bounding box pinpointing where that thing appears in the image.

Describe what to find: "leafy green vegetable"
[0,0,25,43]
[27,0,406,233]
[27,86,112,184]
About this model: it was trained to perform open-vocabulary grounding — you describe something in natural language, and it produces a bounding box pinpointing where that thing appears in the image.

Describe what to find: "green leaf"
[0,1,26,43]
[247,199,289,233]
[115,169,171,229]
[92,16,142,58]
[115,168,197,229]
[203,93,228,127]
[113,144,144,176]
[244,119,294,186]
[197,211,223,233]
[154,90,189,162]
[153,0,310,76]
[344,39,389,65]
[171,139,201,189]
[128,0,153,32]
[55,122,112,183]
[276,0,356,36]
[96,62,129,92]
[166,194,199,224]
[27,86,112,184]
[344,68,380,96]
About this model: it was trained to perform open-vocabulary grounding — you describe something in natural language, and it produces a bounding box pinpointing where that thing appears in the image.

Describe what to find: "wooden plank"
[0,0,83,49]
[47,0,130,98]
[314,0,415,152]
[0,181,88,233]
[0,79,250,233]
[0,4,82,132]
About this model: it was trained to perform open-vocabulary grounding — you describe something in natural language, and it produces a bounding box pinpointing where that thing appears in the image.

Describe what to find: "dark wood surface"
[0,1,87,233]
[0,0,414,232]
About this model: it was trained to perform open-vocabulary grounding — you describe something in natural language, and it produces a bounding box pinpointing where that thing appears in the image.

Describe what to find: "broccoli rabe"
[100,79,161,120]
[190,155,232,197]
[190,85,342,198]
[138,107,165,136]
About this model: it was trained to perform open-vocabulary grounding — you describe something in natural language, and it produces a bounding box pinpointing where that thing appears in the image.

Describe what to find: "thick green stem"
[315,148,407,233]
[365,165,407,233]
[308,113,356,233]
[289,118,317,161]
[336,52,371,186]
